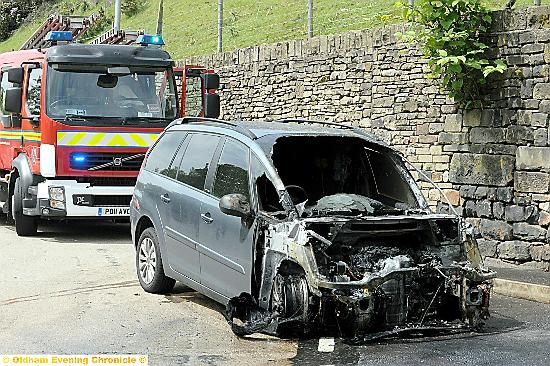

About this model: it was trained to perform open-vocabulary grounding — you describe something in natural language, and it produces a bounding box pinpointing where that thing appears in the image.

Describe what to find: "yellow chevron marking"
[129,133,148,147]
[55,132,159,147]
[67,132,87,146]
[107,134,128,147]
[88,132,106,146]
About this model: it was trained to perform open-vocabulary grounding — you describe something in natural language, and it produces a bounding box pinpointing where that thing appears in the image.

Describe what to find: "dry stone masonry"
[180,6,550,270]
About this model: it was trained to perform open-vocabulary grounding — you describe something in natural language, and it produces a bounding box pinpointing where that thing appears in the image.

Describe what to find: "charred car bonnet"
[130,118,496,342]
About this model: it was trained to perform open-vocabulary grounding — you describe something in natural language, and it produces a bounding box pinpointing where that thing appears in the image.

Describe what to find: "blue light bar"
[45,31,74,42]
[135,34,165,46]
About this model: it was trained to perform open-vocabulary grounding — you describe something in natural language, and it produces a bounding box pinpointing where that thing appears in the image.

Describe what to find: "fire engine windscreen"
[46,64,178,125]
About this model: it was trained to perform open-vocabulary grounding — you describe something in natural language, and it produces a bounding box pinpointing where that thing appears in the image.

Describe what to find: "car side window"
[251,154,283,212]
[176,133,221,190]
[212,138,250,200]
[163,134,189,179]
[144,131,185,175]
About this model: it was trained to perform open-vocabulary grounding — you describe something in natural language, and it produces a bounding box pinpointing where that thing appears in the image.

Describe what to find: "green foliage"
[0,0,51,41]
[57,0,93,15]
[121,0,146,17]
[79,6,113,43]
[0,0,535,60]
[398,0,507,108]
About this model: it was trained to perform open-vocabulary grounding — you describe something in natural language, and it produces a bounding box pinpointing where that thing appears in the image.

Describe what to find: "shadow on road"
[0,216,131,244]
[39,220,131,242]
[290,307,527,365]
[163,283,225,314]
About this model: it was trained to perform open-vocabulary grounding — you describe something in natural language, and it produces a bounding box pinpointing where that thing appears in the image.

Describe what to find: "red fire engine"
[0,31,220,236]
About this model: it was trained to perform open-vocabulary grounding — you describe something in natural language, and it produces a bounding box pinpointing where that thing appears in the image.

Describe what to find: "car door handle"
[160,194,171,204]
[201,212,214,224]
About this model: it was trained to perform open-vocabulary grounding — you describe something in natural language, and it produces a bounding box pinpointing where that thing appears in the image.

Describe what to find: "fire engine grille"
[70,152,144,171]
[93,195,132,207]
[74,177,137,187]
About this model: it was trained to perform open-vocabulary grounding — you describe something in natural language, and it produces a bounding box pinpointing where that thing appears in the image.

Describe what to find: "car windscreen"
[267,135,420,214]
[45,64,178,126]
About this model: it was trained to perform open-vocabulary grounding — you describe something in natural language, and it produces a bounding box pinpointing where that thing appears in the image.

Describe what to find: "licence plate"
[97,207,130,216]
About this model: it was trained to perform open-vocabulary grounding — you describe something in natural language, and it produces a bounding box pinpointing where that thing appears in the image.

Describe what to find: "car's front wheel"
[136,227,175,294]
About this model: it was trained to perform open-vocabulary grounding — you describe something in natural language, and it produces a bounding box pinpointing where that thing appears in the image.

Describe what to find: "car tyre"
[270,273,309,336]
[136,227,175,294]
[12,177,38,236]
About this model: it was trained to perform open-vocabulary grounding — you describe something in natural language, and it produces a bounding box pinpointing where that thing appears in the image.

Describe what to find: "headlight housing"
[48,186,65,202]
[49,200,66,210]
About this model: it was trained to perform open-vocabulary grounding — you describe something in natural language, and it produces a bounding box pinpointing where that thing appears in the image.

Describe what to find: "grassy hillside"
[0,0,541,59]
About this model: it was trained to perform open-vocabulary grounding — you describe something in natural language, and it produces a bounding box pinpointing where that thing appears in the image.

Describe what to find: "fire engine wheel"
[11,177,38,236]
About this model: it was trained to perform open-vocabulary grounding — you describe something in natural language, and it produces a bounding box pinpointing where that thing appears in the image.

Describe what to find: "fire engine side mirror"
[3,87,22,114]
[7,67,24,85]
[202,73,220,90]
[204,93,220,119]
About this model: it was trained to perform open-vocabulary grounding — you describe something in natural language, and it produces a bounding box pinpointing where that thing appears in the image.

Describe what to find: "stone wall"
[179,6,550,270]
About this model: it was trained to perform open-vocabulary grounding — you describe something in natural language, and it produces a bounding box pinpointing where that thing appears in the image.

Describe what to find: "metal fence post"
[308,0,313,38]
[218,0,223,53]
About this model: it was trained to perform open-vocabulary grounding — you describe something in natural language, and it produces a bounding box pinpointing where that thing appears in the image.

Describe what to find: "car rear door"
[168,133,222,283]
[198,137,255,299]
[143,131,200,282]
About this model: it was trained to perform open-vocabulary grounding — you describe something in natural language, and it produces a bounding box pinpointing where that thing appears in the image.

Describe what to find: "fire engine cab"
[0,31,220,236]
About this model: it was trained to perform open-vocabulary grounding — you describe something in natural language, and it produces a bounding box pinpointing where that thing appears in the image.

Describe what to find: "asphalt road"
[1,219,549,366]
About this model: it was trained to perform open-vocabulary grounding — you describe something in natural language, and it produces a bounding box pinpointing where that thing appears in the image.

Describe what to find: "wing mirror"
[3,87,22,114]
[219,193,251,218]
[202,73,220,90]
[8,67,24,84]
[204,93,220,118]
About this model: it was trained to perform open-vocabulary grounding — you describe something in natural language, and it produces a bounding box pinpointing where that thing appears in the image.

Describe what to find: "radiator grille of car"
[70,152,144,171]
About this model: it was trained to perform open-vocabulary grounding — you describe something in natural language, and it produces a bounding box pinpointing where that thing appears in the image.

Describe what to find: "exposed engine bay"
[226,212,495,342]
[225,135,495,342]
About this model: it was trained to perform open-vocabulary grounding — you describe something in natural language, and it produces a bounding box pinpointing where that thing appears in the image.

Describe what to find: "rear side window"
[176,133,221,190]
[212,139,250,199]
[144,131,185,175]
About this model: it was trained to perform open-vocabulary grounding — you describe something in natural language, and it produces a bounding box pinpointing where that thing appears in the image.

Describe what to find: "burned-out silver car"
[130,117,495,341]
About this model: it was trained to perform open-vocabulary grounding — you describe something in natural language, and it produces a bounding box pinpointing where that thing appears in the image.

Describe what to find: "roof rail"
[173,117,258,140]
[275,118,356,130]
[275,118,386,146]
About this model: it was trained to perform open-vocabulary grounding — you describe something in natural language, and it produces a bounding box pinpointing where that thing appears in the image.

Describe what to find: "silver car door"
[170,133,222,283]
[198,138,255,298]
